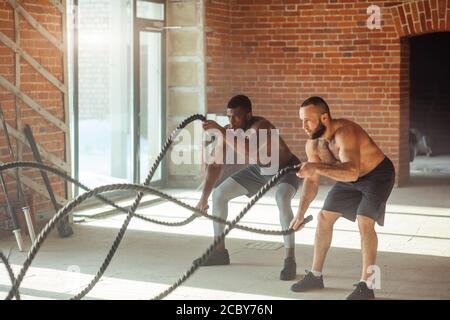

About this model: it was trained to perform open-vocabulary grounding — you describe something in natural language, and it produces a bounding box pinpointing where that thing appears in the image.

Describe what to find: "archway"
[388,0,450,183]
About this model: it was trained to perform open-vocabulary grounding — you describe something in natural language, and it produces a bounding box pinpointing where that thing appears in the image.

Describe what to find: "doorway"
[409,32,450,180]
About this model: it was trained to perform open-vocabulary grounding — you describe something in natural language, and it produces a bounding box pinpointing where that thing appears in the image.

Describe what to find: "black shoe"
[280,257,297,281]
[345,282,375,300]
[193,249,230,266]
[290,270,324,292]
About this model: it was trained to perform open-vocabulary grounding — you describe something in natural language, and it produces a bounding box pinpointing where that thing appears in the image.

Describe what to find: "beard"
[311,121,326,139]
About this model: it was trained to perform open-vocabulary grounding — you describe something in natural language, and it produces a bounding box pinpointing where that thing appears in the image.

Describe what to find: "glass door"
[133,0,165,184]
[138,31,163,183]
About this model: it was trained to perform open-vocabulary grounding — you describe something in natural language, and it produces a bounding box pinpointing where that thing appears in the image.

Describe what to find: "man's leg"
[275,183,297,257]
[344,215,378,300]
[291,210,341,292]
[357,215,377,281]
[194,177,248,267]
[275,183,298,280]
[212,177,249,251]
[311,210,341,273]
[346,157,394,299]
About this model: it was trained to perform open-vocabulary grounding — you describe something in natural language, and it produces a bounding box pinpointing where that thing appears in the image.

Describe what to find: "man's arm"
[196,132,227,210]
[196,163,224,210]
[290,140,321,231]
[314,127,360,182]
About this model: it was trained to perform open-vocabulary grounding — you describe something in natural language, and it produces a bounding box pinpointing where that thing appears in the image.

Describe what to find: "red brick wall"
[0,0,67,222]
[205,0,450,186]
[205,0,232,113]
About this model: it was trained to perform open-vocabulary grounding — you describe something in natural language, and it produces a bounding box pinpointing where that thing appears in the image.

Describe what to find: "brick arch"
[390,0,450,37]
[386,0,450,185]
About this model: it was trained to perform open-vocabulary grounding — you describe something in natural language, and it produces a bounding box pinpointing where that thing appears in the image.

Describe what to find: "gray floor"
[1,157,450,300]
[410,155,450,175]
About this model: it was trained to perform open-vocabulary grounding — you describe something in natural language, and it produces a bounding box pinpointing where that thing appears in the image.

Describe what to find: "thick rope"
[0,114,311,300]
[2,161,301,235]
[0,251,20,300]
[152,166,312,300]
[4,180,311,300]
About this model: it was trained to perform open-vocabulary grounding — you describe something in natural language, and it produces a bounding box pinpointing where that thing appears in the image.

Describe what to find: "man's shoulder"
[333,120,362,145]
[334,119,360,136]
[250,116,273,130]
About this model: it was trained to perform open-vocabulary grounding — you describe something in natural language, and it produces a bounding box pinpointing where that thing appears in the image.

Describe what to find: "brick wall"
[0,0,67,225]
[205,0,231,114]
[205,0,450,186]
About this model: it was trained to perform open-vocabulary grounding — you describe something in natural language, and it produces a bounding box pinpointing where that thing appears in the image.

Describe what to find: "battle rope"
[0,114,312,300]
[0,251,19,300]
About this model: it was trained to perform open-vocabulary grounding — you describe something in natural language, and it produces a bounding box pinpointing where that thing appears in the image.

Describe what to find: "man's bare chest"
[317,139,340,163]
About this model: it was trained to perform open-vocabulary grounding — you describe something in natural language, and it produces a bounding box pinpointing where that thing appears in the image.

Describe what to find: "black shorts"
[229,155,301,197]
[322,157,395,226]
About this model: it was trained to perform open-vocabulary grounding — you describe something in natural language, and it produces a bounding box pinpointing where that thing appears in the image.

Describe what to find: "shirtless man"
[194,95,302,280]
[289,96,395,299]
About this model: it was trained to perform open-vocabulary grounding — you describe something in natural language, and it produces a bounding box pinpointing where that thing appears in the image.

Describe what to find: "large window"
[71,0,165,190]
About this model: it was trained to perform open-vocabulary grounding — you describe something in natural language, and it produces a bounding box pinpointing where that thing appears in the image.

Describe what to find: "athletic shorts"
[214,164,249,188]
[322,156,395,226]
[230,155,301,197]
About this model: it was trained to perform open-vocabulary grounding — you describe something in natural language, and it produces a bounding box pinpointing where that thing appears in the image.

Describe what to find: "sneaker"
[345,282,375,300]
[280,257,297,281]
[193,249,230,266]
[290,270,324,292]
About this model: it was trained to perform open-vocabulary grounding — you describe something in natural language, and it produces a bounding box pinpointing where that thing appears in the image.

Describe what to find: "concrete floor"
[410,155,450,175]
[1,163,450,300]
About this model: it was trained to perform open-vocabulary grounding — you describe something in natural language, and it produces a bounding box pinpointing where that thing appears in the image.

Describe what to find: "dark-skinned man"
[194,95,302,281]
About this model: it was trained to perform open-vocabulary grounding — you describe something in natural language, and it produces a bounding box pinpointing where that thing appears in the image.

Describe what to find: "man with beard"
[289,96,395,299]
[194,94,302,281]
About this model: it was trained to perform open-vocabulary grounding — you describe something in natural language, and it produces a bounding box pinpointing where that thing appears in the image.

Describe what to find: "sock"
[311,270,322,277]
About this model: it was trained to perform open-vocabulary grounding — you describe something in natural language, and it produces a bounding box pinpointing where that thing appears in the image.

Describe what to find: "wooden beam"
[6,0,64,51]
[62,0,72,201]
[14,9,23,194]
[0,161,67,205]
[0,121,69,173]
[0,32,66,93]
[0,75,67,132]
[49,0,65,14]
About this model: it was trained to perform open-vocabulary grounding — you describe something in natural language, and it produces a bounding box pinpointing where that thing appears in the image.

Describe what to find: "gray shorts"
[229,156,301,197]
[214,164,250,188]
